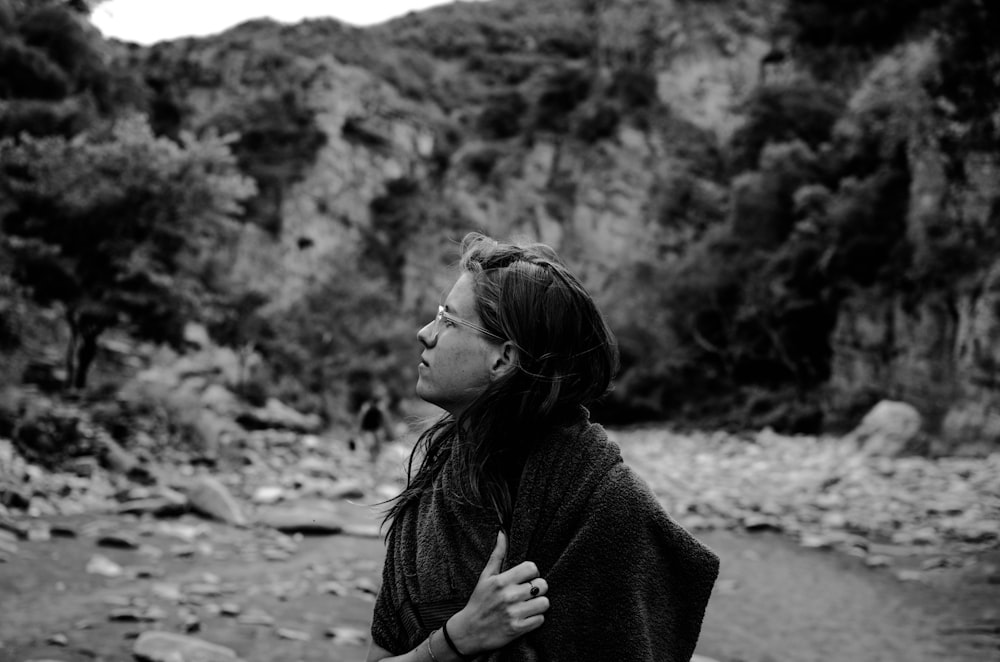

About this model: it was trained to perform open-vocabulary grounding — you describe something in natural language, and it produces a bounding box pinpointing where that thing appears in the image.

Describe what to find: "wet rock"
[132,631,240,662]
[183,476,248,527]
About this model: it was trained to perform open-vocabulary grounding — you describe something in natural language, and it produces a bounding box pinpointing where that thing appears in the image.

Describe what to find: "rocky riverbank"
[2,413,999,661]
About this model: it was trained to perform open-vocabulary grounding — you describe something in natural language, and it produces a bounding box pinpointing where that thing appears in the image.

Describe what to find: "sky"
[91,0,489,44]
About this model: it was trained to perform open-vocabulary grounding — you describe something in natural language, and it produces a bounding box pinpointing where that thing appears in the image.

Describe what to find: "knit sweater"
[371,412,720,661]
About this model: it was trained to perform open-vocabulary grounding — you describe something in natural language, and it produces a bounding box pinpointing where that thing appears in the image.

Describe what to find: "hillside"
[1,0,999,453]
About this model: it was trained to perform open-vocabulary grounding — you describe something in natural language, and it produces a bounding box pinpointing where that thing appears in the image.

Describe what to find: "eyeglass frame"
[433,305,505,343]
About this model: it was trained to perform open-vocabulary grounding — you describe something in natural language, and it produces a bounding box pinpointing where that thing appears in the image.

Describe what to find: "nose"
[417,320,436,347]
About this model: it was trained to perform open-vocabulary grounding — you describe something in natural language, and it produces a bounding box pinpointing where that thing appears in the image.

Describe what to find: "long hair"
[383,232,619,536]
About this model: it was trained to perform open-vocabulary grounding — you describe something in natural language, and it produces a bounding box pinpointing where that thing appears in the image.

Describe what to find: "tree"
[0,114,255,388]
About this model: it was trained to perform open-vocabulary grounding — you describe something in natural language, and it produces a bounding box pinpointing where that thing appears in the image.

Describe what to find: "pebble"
[325,626,368,645]
[276,627,311,641]
[616,429,1000,566]
[85,554,123,578]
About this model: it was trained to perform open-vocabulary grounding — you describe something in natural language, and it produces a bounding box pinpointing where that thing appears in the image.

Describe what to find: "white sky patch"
[92,0,488,44]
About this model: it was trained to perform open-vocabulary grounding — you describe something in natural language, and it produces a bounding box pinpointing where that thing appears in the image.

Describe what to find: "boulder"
[236,398,322,433]
[133,631,241,662]
[255,501,344,535]
[183,476,249,527]
[849,400,925,457]
[182,322,211,350]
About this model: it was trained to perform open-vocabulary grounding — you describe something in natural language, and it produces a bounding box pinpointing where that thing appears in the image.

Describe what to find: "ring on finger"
[528,580,540,597]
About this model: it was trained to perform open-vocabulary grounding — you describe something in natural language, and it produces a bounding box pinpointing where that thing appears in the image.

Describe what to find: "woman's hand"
[446,530,550,656]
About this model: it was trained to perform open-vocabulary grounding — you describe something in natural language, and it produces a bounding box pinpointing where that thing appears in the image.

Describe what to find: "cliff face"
[119,1,1000,450]
[828,42,1000,452]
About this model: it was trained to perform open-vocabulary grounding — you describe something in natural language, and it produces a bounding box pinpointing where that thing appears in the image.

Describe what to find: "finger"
[498,560,539,585]
[509,596,550,620]
[516,613,546,633]
[522,577,548,600]
[480,529,508,578]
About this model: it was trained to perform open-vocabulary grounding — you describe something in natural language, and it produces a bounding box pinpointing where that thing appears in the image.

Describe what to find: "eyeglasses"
[433,305,504,342]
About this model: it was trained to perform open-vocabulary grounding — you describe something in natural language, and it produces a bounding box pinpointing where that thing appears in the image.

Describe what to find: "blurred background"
[0,0,998,661]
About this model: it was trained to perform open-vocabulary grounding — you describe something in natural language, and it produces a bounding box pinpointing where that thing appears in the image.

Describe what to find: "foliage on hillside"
[0,1,254,390]
[616,0,1000,430]
[2,0,998,435]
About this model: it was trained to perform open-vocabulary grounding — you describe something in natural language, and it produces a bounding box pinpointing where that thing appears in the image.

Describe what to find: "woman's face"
[416,272,501,417]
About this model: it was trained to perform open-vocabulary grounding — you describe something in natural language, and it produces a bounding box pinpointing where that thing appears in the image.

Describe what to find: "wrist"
[444,613,478,659]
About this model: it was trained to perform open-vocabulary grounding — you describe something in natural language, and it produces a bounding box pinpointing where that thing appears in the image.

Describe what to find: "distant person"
[357,390,394,464]
[365,233,719,662]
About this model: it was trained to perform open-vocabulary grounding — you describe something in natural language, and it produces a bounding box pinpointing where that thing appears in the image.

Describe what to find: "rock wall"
[829,46,1000,453]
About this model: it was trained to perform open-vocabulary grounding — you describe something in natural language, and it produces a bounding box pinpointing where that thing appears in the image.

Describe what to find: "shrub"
[476,90,528,139]
[572,100,619,142]
[530,65,591,133]
[728,81,843,174]
[0,39,70,100]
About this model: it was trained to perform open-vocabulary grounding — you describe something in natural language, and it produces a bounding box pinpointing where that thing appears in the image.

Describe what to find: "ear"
[489,341,519,380]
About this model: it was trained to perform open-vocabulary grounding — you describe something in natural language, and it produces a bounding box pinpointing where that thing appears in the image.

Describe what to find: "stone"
[324,479,366,500]
[255,503,344,535]
[219,603,241,616]
[98,531,141,549]
[183,322,211,350]
[0,515,27,539]
[183,476,249,527]
[850,400,925,457]
[237,609,275,626]
[132,631,240,662]
[46,633,68,646]
[85,554,123,577]
[251,486,284,505]
[151,582,183,602]
[236,398,322,433]
[275,627,311,641]
[325,626,368,645]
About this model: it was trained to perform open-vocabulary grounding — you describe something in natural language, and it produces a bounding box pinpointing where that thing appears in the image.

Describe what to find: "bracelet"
[442,620,474,660]
[425,629,440,662]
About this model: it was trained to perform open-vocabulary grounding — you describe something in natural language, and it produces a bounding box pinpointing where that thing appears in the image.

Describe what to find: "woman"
[367,233,719,662]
